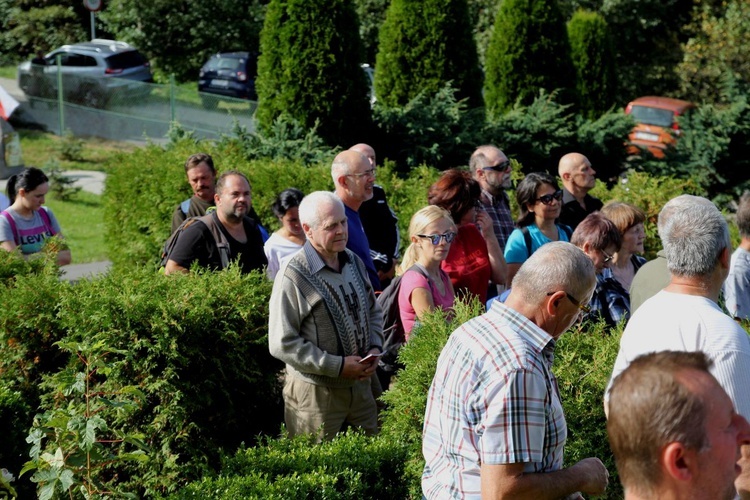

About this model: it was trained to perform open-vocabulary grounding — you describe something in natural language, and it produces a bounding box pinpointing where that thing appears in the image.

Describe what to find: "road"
[0,76,255,144]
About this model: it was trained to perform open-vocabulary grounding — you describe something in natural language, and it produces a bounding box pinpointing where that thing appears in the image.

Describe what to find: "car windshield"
[630,105,675,127]
[207,58,244,71]
[106,51,148,70]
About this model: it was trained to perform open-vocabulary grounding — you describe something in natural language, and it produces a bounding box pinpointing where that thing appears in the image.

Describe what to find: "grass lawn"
[45,191,107,263]
[0,65,16,79]
[19,129,136,173]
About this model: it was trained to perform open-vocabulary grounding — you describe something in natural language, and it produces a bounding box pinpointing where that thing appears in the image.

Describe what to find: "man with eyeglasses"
[470,145,515,251]
[332,149,381,291]
[557,153,603,230]
[423,242,610,499]
[350,144,400,288]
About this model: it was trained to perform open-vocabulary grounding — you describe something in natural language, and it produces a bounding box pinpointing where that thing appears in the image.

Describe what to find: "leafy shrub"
[374,0,482,109]
[483,0,576,118]
[555,318,624,499]
[567,10,617,119]
[172,431,409,499]
[58,129,84,162]
[34,266,282,496]
[373,84,484,171]
[255,0,371,148]
[0,387,32,498]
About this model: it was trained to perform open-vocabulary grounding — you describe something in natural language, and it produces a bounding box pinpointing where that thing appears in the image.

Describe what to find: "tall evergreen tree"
[567,10,616,118]
[374,0,483,108]
[483,0,576,118]
[255,0,372,148]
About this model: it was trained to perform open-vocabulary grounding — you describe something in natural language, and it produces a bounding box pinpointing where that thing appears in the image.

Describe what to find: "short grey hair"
[298,191,343,230]
[657,195,715,243]
[662,197,730,277]
[331,159,350,185]
[512,241,596,305]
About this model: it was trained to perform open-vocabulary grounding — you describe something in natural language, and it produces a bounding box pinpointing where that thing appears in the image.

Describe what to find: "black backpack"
[376,264,430,373]
[160,211,230,270]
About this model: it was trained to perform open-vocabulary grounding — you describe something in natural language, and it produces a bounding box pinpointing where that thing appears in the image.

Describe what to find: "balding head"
[558,153,596,195]
[349,143,376,168]
[332,150,375,210]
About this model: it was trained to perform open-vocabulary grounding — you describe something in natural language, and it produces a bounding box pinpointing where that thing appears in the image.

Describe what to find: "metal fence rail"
[20,74,256,143]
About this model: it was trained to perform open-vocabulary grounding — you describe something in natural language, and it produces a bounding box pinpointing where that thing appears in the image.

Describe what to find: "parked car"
[17,39,153,109]
[625,96,696,158]
[198,52,257,108]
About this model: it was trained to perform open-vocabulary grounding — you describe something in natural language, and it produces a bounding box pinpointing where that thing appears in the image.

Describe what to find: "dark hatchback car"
[198,52,257,108]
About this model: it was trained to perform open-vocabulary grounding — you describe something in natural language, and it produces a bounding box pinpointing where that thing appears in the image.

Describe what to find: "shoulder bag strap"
[201,212,231,269]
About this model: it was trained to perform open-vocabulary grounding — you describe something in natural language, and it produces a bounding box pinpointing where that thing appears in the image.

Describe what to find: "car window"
[630,106,675,127]
[58,53,97,67]
[106,51,148,70]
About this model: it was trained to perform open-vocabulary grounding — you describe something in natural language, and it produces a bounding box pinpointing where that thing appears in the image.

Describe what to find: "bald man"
[350,144,400,288]
[558,153,603,230]
[332,149,381,291]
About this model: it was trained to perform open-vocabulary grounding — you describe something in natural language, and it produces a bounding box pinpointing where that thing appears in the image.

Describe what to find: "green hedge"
[172,432,409,499]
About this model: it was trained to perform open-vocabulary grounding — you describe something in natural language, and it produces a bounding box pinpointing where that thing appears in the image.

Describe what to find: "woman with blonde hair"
[397,205,456,341]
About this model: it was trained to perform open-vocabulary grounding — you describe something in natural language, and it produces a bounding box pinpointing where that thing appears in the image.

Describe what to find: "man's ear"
[662,442,696,482]
[302,223,312,238]
[214,192,221,204]
[561,172,571,182]
[719,246,731,270]
[545,290,565,317]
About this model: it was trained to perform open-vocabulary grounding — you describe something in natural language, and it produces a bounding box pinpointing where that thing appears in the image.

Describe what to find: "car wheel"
[200,95,218,110]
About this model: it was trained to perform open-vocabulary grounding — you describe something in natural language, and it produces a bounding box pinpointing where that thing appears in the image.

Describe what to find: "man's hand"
[341,348,380,381]
[475,209,493,236]
[570,457,609,496]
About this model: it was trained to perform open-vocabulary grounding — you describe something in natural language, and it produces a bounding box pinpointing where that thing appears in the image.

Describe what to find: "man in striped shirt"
[422,242,609,499]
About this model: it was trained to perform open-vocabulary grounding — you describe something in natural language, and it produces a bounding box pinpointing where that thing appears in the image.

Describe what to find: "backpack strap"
[39,207,56,236]
[199,211,231,269]
[521,226,532,258]
[409,263,434,293]
[180,198,191,215]
[1,210,19,246]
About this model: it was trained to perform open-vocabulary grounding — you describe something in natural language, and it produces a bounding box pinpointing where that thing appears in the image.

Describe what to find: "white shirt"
[607,290,750,420]
[724,247,750,320]
[264,232,303,280]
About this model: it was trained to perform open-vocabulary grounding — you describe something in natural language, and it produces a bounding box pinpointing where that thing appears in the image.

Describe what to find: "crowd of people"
[4,142,750,498]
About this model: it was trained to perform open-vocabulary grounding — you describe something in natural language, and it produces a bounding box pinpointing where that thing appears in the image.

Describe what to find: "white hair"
[298,191,343,229]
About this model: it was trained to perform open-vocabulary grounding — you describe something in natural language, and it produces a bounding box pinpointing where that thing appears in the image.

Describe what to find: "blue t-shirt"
[344,204,381,291]
[504,224,571,265]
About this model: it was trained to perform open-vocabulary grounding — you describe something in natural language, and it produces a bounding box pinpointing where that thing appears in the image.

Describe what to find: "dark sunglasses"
[547,291,591,313]
[535,190,563,205]
[482,160,511,173]
[417,231,457,245]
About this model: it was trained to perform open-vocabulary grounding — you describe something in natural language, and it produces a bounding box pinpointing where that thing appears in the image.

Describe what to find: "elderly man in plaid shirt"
[422,242,609,499]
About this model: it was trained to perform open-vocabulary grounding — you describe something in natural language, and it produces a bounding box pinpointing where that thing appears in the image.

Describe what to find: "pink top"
[398,267,455,340]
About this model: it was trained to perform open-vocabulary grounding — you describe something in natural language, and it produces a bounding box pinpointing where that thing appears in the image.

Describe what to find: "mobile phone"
[359,352,384,364]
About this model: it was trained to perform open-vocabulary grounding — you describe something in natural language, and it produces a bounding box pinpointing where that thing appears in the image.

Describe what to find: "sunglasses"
[601,249,614,263]
[535,190,563,205]
[417,231,456,245]
[483,160,511,173]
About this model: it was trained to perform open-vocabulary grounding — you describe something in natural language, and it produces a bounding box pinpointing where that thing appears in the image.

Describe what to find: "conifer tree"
[255,0,372,148]
[484,0,576,118]
[567,10,617,119]
[374,0,483,108]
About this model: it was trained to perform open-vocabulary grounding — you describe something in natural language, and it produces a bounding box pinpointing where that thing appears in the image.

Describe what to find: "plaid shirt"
[479,189,515,250]
[422,302,567,499]
[585,271,631,328]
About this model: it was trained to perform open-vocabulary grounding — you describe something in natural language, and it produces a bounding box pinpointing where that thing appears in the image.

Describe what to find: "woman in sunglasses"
[397,206,457,340]
[504,172,571,284]
[427,170,506,305]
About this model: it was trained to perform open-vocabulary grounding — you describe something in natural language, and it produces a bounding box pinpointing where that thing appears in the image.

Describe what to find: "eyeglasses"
[483,160,511,173]
[547,291,591,313]
[601,249,614,263]
[346,168,376,179]
[535,190,563,206]
[417,231,456,245]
